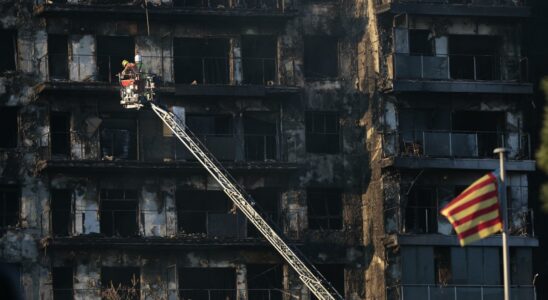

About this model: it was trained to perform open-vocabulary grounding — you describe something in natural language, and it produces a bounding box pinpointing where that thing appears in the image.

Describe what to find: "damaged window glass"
[307,188,342,230]
[0,29,16,73]
[100,189,138,237]
[0,186,19,228]
[306,111,340,154]
[0,107,18,148]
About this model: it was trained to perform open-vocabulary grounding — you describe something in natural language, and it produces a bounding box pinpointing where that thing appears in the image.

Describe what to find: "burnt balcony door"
[179,268,236,300]
[47,35,69,80]
[452,111,505,157]
[449,35,501,81]
[101,267,140,300]
[100,190,138,237]
[247,264,283,300]
[176,190,245,238]
[184,114,236,161]
[96,36,134,83]
[242,36,277,85]
[243,113,277,161]
[51,189,72,236]
[0,30,17,73]
[50,112,71,157]
[174,38,230,84]
[100,118,137,160]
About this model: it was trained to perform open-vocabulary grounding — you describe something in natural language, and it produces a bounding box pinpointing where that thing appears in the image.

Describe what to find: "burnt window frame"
[0,186,20,229]
[0,29,17,74]
[52,266,74,300]
[47,34,69,80]
[175,189,243,237]
[96,36,135,83]
[311,264,345,300]
[307,188,343,230]
[101,267,140,300]
[0,107,19,149]
[178,267,236,300]
[241,35,278,85]
[243,112,279,161]
[305,111,341,154]
[99,117,138,160]
[49,112,71,157]
[50,189,73,237]
[304,35,339,79]
[409,29,434,56]
[173,37,231,85]
[99,189,139,237]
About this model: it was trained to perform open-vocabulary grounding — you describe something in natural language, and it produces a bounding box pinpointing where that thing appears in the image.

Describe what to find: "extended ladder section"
[149,102,344,300]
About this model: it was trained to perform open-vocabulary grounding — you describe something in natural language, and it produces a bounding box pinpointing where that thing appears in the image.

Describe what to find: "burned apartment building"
[360,0,538,299]
[0,0,542,300]
[0,0,368,299]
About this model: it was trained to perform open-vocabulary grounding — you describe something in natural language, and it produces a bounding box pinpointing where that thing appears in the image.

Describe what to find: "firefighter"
[121,59,138,78]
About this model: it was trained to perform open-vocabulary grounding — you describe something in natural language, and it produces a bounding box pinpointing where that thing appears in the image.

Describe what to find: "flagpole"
[494,147,511,300]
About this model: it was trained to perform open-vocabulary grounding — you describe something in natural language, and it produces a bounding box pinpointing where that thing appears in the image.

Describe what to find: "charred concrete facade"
[0,0,368,299]
[361,1,538,300]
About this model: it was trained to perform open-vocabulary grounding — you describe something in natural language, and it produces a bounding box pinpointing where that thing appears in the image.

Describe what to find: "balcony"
[381,130,535,171]
[48,288,304,300]
[40,208,304,248]
[34,0,298,20]
[388,284,535,300]
[386,54,532,94]
[402,206,535,237]
[376,0,530,17]
[36,54,299,96]
[37,130,297,174]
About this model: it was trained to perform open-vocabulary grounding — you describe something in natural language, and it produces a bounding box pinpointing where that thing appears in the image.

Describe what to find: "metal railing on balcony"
[377,0,528,6]
[37,0,292,10]
[49,288,303,300]
[390,53,529,82]
[37,54,297,86]
[387,284,536,300]
[39,130,282,163]
[402,206,535,237]
[383,130,531,160]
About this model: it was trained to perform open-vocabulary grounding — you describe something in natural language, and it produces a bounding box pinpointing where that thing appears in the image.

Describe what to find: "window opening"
[305,111,340,154]
[0,107,18,148]
[242,36,277,85]
[304,36,338,78]
[47,35,69,80]
[0,186,19,228]
[51,189,72,236]
[101,267,140,300]
[96,36,134,83]
[100,189,138,237]
[179,268,236,300]
[52,267,73,300]
[50,112,71,157]
[173,38,230,84]
[307,188,342,230]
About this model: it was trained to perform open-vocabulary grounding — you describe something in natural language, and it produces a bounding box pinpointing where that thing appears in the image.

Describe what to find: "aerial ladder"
[118,68,344,300]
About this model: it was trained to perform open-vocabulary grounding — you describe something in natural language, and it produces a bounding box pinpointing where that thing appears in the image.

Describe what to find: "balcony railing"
[390,54,529,82]
[388,284,536,300]
[40,131,281,163]
[377,0,528,6]
[49,288,303,300]
[37,54,296,86]
[402,206,535,237]
[42,208,304,240]
[37,0,292,10]
[383,130,531,160]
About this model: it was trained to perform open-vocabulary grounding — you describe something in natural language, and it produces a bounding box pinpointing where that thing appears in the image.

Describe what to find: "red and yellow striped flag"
[440,172,502,246]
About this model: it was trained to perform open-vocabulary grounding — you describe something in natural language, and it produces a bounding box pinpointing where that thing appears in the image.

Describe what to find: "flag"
[440,172,503,246]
